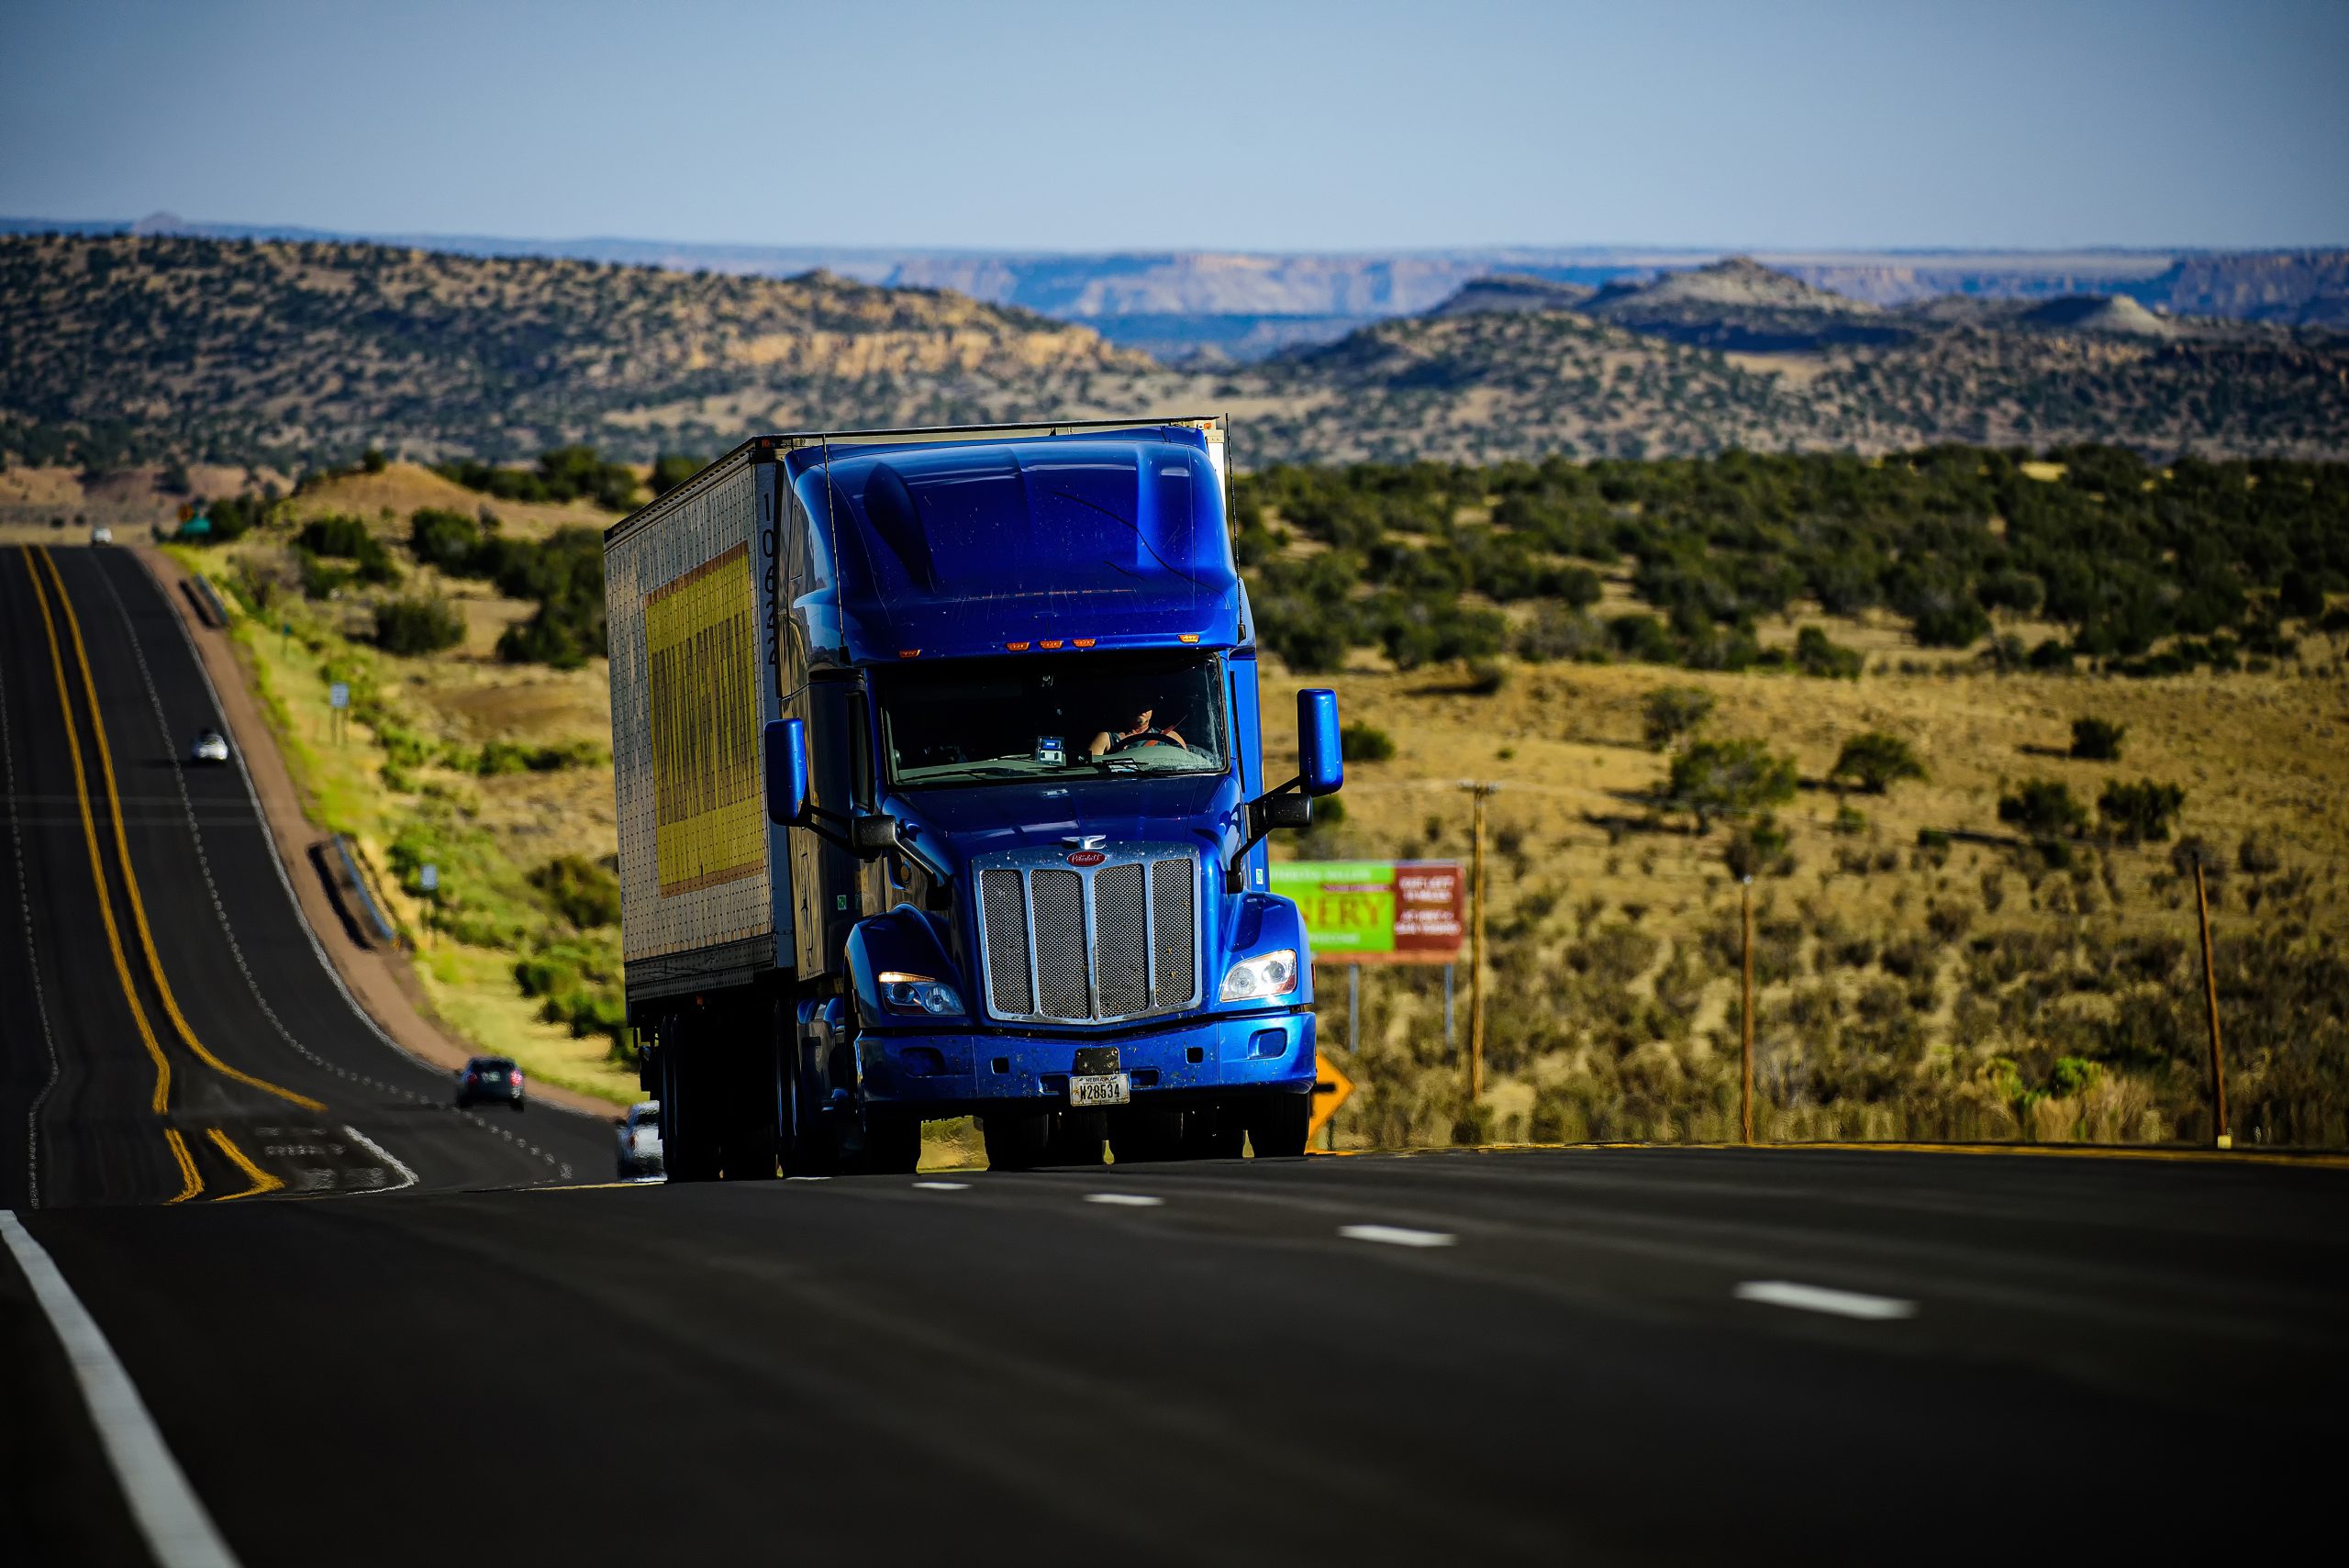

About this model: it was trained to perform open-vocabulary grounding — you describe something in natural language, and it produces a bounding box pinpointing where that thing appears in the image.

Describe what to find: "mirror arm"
[1225,775,1308,891]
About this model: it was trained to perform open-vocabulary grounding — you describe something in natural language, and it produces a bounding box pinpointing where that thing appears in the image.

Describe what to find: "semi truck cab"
[607,417,1340,1177]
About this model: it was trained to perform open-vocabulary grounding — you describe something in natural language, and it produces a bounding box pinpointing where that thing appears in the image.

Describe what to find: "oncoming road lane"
[0,544,609,1209]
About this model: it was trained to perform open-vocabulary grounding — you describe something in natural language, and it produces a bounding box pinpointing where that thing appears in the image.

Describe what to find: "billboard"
[1269,861,1464,965]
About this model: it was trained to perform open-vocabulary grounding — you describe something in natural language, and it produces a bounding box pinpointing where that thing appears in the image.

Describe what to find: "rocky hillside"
[1246,272,2349,465]
[0,233,1164,469]
[6,237,2344,476]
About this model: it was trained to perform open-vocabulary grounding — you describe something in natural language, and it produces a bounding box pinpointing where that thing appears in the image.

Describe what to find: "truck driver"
[1087,703,1188,758]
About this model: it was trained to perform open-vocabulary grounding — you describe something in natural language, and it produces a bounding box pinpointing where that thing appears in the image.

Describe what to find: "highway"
[3,543,2344,1565]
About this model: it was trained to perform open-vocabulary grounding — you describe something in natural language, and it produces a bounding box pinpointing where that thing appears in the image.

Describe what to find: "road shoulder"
[133,546,618,1121]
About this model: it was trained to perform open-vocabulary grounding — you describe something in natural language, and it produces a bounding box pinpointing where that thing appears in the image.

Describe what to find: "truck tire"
[1108,1107,1184,1164]
[1183,1106,1245,1160]
[1246,1093,1312,1159]
[862,1110,922,1174]
[1046,1110,1108,1167]
[660,1042,721,1184]
[982,1112,1052,1172]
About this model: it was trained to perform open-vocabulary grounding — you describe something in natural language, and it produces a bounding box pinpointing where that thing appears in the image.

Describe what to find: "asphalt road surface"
[0,543,614,1208]
[4,544,2343,1566]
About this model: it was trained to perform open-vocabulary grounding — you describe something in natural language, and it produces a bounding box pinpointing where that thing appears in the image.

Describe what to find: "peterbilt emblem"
[1066,850,1108,867]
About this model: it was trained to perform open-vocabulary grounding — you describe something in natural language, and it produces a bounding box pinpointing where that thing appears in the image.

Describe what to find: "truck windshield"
[874,651,1229,789]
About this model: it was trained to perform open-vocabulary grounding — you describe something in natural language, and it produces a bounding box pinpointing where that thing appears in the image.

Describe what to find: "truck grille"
[975,850,1200,1025]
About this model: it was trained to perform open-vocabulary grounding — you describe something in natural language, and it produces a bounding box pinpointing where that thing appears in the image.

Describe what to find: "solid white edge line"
[0,587,65,1208]
[0,1210,243,1568]
[1085,1192,1165,1207]
[340,1125,419,1195]
[1734,1280,1918,1321]
[1339,1223,1455,1248]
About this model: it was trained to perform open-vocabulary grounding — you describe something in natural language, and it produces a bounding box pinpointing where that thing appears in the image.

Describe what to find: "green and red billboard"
[1269,861,1464,965]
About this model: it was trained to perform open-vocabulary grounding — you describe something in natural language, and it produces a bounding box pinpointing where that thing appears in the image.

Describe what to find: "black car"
[456,1056,526,1112]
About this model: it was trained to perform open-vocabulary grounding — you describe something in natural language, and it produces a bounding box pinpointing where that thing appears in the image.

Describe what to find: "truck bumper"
[856,1008,1315,1117]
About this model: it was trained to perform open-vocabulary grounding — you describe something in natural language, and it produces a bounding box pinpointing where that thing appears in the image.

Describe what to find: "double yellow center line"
[20,547,319,1202]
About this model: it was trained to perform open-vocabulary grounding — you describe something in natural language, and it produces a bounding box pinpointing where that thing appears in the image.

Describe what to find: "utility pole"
[2194,861,2232,1151]
[1459,782,1499,1106]
[1740,875,1755,1146]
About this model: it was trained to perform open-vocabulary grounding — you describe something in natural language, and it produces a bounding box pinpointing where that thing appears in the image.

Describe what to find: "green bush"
[2098,779,2186,845]
[1794,625,1863,679]
[1830,732,1926,794]
[529,853,621,929]
[1999,778,2088,840]
[2069,717,2125,761]
[1667,739,1798,833]
[1340,723,1396,762]
[1641,685,1714,751]
[373,595,464,656]
[437,444,640,511]
[296,516,399,584]
[650,453,705,497]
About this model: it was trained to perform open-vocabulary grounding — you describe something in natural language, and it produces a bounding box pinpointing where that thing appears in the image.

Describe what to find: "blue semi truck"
[603,417,1342,1176]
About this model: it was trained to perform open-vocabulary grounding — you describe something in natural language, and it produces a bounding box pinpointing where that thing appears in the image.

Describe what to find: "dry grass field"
[163,455,2349,1154]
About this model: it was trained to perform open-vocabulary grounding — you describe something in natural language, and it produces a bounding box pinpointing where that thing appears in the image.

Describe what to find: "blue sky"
[2,0,2343,250]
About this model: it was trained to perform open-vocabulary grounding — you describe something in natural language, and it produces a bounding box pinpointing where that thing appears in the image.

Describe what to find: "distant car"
[456,1056,526,1112]
[89,525,113,545]
[189,728,230,765]
[616,1101,663,1178]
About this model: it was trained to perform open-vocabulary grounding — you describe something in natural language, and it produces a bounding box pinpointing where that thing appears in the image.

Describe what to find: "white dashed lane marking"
[1339,1224,1455,1249]
[1085,1193,1164,1207]
[912,1180,970,1191]
[1734,1280,1918,1320]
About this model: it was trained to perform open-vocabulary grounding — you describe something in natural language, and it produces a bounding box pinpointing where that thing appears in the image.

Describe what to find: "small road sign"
[1309,1051,1354,1143]
[418,863,439,893]
[328,682,350,710]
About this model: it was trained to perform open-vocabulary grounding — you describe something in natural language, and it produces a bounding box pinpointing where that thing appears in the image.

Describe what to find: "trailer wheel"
[982,1112,1052,1172]
[1245,1093,1312,1159]
[659,1035,721,1183]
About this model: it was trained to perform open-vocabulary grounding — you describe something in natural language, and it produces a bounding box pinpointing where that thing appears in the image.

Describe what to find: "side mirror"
[850,813,900,858]
[764,717,810,826]
[1297,688,1342,797]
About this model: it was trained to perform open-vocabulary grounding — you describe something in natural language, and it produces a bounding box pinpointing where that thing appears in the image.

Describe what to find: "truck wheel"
[1182,1106,1244,1160]
[1246,1094,1312,1160]
[983,1113,1052,1172]
[1047,1110,1108,1168]
[659,1040,721,1183]
[1108,1108,1184,1164]
[863,1111,922,1174]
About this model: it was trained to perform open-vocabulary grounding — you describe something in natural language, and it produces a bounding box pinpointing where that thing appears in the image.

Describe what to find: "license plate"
[1068,1073,1131,1107]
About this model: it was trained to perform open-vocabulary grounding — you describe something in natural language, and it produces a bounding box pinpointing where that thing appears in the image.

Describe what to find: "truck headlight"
[1219,949,1298,1003]
[877,971,964,1017]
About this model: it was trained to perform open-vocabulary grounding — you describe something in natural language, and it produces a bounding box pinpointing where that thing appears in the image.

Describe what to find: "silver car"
[617,1101,663,1178]
[189,728,230,765]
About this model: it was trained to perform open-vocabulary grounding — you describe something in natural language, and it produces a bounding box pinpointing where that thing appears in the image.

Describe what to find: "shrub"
[2070,717,2126,761]
[1831,732,1927,795]
[1998,778,2087,840]
[373,595,464,656]
[361,447,387,474]
[1340,723,1396,763]
[1667,739,1798,833]
[650,453,705,498]
[296,516,398,583]
[409,507,481,572]
[1723,815,1791,880]
[1794,626,1863,680]
[2237,832,2281,876]
[1609,613,1678,664]
[1641,685,1715,751]
[529,854,621,929]
[2098,779,2186,845]
[1516,603,1607,662]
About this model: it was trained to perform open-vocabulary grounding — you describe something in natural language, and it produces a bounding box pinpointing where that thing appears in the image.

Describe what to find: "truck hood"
[891,772,1241,870]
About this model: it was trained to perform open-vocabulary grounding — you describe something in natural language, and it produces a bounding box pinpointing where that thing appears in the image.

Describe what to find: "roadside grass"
[163,537,640,1107]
